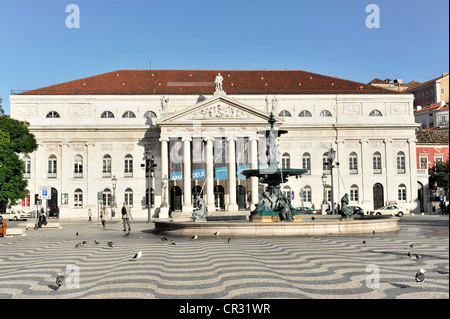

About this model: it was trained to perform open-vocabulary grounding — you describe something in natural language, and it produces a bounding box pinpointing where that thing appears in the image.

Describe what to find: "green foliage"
[429,159,450,191]
[0,116,38,206]
[0,97,4,115]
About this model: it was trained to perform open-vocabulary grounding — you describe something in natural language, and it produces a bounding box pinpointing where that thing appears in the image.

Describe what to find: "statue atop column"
[214,73,225,95]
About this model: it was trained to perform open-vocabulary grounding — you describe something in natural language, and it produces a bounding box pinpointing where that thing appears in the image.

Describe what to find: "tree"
[0,97,4,115]
[429,159,450,191]
[0,116,38,208]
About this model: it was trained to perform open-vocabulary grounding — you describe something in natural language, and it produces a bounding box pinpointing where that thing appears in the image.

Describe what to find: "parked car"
[297,206,318,214]
[372,205,408,217]
[0,209,31,221]
[348,205,365,216]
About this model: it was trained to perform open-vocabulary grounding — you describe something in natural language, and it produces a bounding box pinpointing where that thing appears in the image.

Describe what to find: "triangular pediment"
[158,94,272,127]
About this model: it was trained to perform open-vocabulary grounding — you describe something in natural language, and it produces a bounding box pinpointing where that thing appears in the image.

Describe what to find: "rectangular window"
[302,156,311,174]
[398,188,406,201]
[350,189,359,202]
[74,194,83,207]
[302,189,311,203]
[373,156,382,174]
[349,157,358,174]
[420,157,428,169]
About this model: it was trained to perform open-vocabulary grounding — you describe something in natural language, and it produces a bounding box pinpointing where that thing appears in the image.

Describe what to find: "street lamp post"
[111,175,117,219]
[146,151,157,223]
[321,173,328,215]
[327,148,338,214]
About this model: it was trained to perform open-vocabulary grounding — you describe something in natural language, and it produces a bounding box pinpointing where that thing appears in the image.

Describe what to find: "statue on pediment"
[215,73,224,92]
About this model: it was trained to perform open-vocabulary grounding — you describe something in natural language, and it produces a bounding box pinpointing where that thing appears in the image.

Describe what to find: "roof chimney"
[417,105,422,111]
[441,100,446,107]
[443,73,448,77]
[394,79,403,83]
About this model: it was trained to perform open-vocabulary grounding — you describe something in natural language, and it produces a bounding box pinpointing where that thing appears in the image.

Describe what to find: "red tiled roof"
[414,101,449,114]
[19,70,398,96]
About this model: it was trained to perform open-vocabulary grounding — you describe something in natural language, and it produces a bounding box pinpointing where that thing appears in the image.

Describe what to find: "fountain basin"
[153,216,400,237]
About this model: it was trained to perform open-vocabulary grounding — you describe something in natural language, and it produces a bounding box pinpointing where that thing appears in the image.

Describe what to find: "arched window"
[298,110,312,117]
[350,185,359,202]
[74,155,83,178]
[102,188,111,206]
[302,153,311,174]
[124,154,133,177]
[398,184,407,201]
[349,152,358,174]
[302,186,312,203]
[122,111,136,118]
[369,110,383,117]
[144,111,157,119]
[278,110,292,117]
[46,111,60,118]
[281,153,290,169]
[124,188,133,206]
[319,110,332,117]
[102,155,112,178]
[74,189,83,207]
[101,111,115,118]
[22,155,31,178]
[373,152,382,174]
[397,151,406,174]
[48,155,57,178]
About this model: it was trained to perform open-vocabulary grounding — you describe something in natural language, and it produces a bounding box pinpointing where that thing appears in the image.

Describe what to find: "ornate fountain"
[242,113,307,222]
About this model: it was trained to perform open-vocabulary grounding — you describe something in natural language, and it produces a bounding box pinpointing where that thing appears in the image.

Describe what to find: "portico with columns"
[157,92,271,218]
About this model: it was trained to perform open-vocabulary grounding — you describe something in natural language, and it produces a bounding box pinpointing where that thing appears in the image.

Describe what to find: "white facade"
[10,76,420,219]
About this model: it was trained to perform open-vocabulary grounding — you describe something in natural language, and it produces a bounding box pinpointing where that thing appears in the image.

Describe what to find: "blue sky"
[0,0,448,114]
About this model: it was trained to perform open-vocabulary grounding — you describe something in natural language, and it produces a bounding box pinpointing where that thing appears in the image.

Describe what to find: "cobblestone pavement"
[0,215,448,299]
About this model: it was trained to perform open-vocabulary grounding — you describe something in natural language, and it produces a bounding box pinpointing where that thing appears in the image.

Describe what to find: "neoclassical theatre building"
[10,70,420,219]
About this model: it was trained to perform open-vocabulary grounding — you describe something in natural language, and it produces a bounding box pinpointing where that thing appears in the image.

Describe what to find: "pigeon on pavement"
[56,273,65,289]
[131,250,142,262]
[415,269,426,289]
[191,235,198,240]
[107,241,114,248]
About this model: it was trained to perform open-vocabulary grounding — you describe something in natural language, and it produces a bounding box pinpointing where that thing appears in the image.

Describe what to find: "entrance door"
[417,182,424,213]
[47,187,58,217]
[236,185,247,210]
[373,183,384,210]
[214,185,225,210]
[170,186,182,211]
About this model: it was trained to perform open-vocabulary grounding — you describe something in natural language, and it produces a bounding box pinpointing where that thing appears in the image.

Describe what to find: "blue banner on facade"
[170,171,183,181]
[215,166,228,180]
[237,164,250,179]
[192,168,205,180]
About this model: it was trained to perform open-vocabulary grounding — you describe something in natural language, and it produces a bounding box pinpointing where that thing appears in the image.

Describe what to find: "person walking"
[88,208,92,222]
[101,206,108,229]
[121,202,131,232]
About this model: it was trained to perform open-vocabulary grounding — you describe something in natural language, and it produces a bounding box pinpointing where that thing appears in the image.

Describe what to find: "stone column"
[384,139,393,203]
[159,137,170,218]
[86,143,97,211]
[249,137,259,211]
[182,137,193,214]
[360,139,370,206]
[227,137,238,211]
[205,137,216,213]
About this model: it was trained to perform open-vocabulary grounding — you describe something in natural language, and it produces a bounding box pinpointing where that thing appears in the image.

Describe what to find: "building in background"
[404,73,449,110]
[415,129,449,213]
[10,69,420,219]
